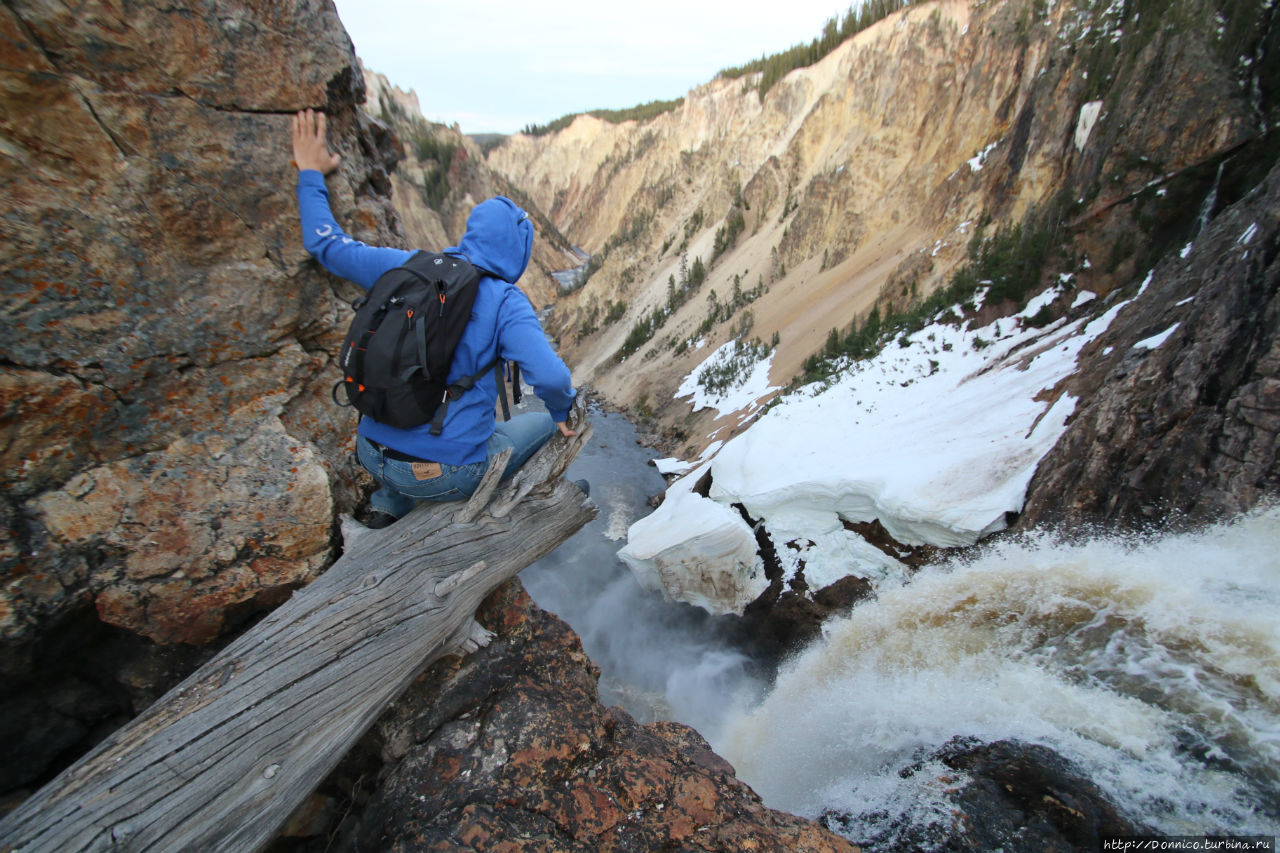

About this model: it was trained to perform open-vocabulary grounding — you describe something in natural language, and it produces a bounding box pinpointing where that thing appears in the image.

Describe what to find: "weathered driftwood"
[0,399,595,853]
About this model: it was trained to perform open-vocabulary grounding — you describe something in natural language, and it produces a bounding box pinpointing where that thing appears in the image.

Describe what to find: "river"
[520,404,763,743]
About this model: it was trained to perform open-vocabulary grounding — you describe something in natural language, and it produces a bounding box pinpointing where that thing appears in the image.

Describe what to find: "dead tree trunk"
[0,400,595,853]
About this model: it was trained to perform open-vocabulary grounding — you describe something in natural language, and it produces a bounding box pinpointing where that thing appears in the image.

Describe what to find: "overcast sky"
[330,0,853,135]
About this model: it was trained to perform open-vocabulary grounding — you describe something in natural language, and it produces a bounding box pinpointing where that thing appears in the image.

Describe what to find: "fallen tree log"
[0,399,596,853]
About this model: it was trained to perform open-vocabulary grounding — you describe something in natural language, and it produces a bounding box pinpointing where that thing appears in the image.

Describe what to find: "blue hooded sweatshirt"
[297,170,576,465]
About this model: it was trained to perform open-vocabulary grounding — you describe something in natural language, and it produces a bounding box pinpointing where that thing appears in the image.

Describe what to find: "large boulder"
[822,738,1147,851]
[1,0,402,646]
[0,0,405,801]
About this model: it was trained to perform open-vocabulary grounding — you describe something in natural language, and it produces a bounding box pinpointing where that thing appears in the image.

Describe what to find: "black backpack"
[334,251,517,434]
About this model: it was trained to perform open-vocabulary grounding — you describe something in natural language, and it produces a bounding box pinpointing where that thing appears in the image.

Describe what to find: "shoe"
[573,479,591,497]
[366,510,399,530]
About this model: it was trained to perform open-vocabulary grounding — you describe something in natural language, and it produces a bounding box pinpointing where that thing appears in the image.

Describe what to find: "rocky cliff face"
[1020,152,1280,528]
[0,0,406,795]
[488,0,1278,485]
[292,579,855,852]
[0,1,406,646]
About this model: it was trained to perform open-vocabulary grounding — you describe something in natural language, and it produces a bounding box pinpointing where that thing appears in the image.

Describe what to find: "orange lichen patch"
[452,814,493,848]
[508,743,574,768]
[605,756,671,809]
[668,776,722,829]
[561,786,624,837]
[249,556,314,587]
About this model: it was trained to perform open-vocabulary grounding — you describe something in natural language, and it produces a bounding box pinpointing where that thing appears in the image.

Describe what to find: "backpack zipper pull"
[437,281,447,317]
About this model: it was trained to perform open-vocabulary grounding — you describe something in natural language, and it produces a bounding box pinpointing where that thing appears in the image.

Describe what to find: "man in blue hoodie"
[291,109,577,527]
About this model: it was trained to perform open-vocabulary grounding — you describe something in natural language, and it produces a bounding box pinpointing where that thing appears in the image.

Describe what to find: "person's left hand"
[556,421,577,438]
[291,109,341,175]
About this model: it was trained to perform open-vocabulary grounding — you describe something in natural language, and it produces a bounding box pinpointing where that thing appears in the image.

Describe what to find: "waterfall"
[718,507,1280,843]
[521,406,764,743]
[1195,161,1226,238]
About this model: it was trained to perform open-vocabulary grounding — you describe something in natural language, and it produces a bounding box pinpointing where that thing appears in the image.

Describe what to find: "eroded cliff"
[488,0,1277,484]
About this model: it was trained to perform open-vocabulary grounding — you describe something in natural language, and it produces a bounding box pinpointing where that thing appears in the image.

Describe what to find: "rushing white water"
[522,398,1278,840]
[719,507,1280,842]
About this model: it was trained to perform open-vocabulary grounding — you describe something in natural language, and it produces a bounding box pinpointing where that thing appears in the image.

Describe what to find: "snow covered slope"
[620,282,1135,615]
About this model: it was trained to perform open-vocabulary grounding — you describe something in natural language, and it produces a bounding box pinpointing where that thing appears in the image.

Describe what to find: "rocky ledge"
[275,578,855,852]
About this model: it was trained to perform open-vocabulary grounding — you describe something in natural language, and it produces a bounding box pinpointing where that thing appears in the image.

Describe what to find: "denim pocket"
[383,458,484,502]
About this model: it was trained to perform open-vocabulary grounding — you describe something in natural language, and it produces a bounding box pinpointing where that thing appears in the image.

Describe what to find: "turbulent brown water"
[518,398,1279,840]
[722,507,1280,840]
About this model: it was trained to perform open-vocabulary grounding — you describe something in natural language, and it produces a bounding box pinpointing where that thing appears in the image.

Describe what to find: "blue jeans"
[357,413,558,517]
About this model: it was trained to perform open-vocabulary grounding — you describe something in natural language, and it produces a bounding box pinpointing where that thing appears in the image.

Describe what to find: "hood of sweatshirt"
[450,195,533,283]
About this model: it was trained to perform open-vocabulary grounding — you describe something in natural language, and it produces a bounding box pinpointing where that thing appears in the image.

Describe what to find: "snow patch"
[968,140,999,172]
[1071,290,1097,309]
[624,289,1134,615]
[1075,101,1103,151]
[654,458,694,476]
[677,341,779,418]
[1134,323,1180,351]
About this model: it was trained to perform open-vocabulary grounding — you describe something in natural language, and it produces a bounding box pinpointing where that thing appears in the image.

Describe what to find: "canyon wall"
[488,0,1277,489]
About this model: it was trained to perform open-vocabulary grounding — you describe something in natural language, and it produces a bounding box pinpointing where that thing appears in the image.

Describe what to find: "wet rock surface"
[823,738,1147,852]
[293,579,855,853]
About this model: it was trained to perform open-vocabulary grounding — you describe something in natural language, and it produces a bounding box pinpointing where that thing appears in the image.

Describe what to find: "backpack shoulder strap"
[426,357,509,436]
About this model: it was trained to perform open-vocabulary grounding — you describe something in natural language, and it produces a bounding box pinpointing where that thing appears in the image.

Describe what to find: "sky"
[330,0,855,135]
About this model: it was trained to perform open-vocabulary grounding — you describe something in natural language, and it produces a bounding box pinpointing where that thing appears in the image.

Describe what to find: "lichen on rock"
[1,0,400,648]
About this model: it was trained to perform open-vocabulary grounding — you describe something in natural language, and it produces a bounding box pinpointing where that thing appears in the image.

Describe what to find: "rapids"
[719,506,1280,841]
[520,399,1277,842]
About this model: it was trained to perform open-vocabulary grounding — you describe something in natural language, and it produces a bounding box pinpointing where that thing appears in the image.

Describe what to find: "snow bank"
[620,284,1132,614]
[622,471,768,615]
[676,341,779,417]
[1075,100,1103,151]
[653,457,694,476]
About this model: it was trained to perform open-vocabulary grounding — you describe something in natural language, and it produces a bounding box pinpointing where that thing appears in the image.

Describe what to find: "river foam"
[719,507,1280,841]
